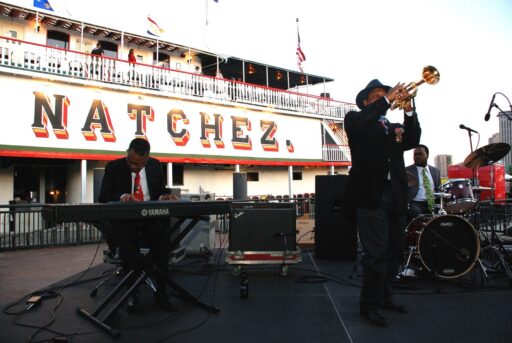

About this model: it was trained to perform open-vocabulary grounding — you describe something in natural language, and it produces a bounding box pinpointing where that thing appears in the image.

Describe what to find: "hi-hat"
[473,186,492,191]
[463,143,511,168]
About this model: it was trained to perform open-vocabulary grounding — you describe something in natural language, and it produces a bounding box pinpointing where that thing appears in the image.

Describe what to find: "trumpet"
[390,65,440,110]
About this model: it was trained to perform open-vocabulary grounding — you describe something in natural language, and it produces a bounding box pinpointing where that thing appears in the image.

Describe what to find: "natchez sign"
[0,76,325,164]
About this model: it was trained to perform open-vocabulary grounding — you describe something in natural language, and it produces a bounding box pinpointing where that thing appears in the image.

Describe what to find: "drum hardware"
[480,164,511,284]
[433,192,451,215]
[462,143,512,284]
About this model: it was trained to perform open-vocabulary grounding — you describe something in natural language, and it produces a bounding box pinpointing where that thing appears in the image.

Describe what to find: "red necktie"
[133,172,144,201]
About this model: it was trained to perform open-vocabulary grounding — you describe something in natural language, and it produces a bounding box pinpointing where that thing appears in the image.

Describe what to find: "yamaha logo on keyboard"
[141,208,170,217]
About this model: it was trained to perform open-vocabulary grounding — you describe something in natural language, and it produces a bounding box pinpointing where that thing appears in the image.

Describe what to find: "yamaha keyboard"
[42,200,232,223]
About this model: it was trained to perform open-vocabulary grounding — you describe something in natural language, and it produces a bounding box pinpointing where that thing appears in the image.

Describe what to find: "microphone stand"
[492,92,512,121]
[464,129,479,188]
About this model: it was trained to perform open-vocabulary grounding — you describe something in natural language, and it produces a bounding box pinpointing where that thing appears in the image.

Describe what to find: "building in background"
[498,111,512,171]
[489,132,500,144]
[434,154,452,178]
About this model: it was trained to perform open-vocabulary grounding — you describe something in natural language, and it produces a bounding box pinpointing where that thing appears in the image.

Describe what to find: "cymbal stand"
[469,182,490,282]
[479,163,512,285]
[462,130,491,281]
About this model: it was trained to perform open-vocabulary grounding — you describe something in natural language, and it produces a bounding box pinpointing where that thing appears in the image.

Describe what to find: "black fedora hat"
[355,79,391,109]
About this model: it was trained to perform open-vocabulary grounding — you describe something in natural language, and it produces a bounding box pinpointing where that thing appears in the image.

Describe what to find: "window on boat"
[293,172,303,181]
[98,40,118,59]
[153,51,170,68]
[47,30,69,49]
[247,172,259,182]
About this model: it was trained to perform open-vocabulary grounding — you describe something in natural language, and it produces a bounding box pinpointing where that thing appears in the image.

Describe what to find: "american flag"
[296,21,306,72]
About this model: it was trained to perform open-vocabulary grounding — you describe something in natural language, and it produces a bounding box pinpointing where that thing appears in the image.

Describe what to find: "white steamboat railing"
[0,36,356,120]
[322,144,351,162]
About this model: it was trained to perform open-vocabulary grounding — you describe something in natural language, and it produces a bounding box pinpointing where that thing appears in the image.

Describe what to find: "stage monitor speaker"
[229,203,296,251]
[315,175,357,261]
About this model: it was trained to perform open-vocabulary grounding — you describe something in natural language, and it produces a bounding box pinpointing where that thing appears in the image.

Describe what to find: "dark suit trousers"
[357,183,405,310]
[112,219,171,293]
[407,200,432,222]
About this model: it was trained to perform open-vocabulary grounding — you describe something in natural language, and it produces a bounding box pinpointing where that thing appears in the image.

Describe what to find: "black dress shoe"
[154,293,175,312]
[360,308,388,327]
[379,299,407,313]
[127,294,139,311]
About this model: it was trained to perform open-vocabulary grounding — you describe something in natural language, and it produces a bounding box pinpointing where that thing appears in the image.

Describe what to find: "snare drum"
[440,179,476,213]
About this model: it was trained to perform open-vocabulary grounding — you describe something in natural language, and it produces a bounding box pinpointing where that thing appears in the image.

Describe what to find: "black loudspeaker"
[229,203,296,251]
[233,173,248,200]
[93,168,105,203]
[315,175,357,260]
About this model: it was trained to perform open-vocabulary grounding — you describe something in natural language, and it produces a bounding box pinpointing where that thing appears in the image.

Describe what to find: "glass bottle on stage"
[240,271,248,299]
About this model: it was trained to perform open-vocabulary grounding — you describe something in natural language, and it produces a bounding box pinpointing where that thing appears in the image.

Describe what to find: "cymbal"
[463,143,511,168]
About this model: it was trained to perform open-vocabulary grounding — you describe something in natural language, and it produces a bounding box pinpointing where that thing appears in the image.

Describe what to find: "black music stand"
[77,215,221,338]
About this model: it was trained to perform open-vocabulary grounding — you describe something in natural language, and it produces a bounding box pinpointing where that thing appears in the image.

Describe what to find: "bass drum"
[417,215,480,279]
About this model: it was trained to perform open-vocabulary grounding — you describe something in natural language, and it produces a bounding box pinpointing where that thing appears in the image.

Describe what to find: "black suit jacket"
[98,156,166,203]
[343,97,421,213]
[405,164,441,202]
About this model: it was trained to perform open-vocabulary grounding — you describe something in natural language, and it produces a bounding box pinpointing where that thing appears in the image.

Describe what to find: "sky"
[13,0,512,165]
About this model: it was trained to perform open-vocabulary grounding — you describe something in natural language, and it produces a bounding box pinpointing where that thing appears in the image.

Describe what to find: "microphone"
[459,124,478,133]
[484,94,496,121]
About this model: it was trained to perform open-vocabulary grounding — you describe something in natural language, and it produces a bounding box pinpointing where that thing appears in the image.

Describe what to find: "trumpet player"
[343,79,421,327]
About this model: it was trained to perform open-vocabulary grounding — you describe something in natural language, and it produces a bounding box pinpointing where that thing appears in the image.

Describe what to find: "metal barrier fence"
[469,201,512,234]
[1,200,510,251]
[0,204,102,250]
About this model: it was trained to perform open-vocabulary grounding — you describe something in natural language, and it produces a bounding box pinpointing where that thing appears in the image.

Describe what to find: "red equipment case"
[447,163,505,201]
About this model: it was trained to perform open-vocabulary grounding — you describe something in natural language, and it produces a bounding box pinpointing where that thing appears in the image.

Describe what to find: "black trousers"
[407,200,431,223]
[357,184,405,311]
[111,219,171,293]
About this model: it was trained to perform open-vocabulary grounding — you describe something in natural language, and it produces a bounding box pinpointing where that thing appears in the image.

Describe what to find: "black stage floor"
[1,247,511,343]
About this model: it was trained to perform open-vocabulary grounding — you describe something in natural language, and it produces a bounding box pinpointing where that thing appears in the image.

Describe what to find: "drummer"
[405,144,441,221]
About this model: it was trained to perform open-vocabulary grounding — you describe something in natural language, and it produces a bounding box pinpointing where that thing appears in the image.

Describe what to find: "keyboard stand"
[77,216,220,338]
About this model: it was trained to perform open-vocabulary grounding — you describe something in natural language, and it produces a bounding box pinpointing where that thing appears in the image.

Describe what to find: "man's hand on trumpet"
[386,82,414,112]
[385,82,405,104]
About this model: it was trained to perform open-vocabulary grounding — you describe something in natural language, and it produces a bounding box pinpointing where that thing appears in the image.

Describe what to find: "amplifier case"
[226,202,301,268]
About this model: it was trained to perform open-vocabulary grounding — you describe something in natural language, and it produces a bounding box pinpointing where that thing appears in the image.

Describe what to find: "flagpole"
[204,0,210,49]
[296,18,301,74]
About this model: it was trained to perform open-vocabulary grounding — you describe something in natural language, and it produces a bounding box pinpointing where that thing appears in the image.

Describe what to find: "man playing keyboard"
[99,137,175,311]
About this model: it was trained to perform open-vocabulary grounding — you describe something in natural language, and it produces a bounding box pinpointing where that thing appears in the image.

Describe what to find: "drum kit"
[401,143,512,282]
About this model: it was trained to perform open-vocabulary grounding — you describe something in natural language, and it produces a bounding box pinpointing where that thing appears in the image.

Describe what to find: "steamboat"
[0,1,354,205]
